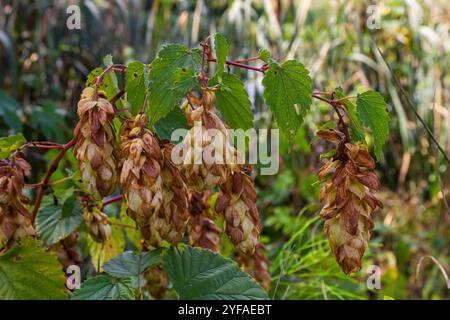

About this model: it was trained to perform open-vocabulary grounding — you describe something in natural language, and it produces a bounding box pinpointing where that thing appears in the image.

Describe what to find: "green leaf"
[154,106,189,142]
[70,275,134,300]
[209,73,254,130]
[356,91,389,160]
[102,249,162,278]
[36,196,84,245]
[163,246,268,300]
[0,133,26,159]
[147,44,202,125]
[30,101,66,142]
[262,60,312,137]
[0,90,23,132]
[214,33,229,81]
[334,87,364,142]
[85,67,121,102]
[0,239,66,299]
[258,48,270,62]
[125,61,149,114]
[172,67,199,96]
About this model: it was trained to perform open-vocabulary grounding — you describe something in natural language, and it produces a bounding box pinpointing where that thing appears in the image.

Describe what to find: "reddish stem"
[31,139,75,223]
[102,194,124,207]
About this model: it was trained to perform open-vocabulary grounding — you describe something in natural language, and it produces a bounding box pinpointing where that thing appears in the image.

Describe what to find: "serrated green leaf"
[0,239,66,299]
[172,67,199,96]
[334,87,364,142]
[147,44,202,125]
[36,196,84,245]
[258,48,270,62]
[0,133,26,159]
[125,61,148,114]
[154,106,189,142]
[70,275,133,300]
[209,73,254,130]
[102,249,162,278]
[262,60,312,137]
[356,91,389,160]
[163,246,268,300]
[214,33,229,81]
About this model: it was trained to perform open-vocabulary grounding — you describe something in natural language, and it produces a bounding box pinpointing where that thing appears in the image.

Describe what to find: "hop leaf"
[262,60,312,137]
[214,33,229,81]
[356,91,389,160]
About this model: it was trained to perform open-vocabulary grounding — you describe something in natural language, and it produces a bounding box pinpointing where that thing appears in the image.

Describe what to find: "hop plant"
[215,171,261,255]
[73,87,118,200]
[0,156,35,247]
[238,243,271,292]
[188,191,222,252]
[82,202,112,243]
[120,115,189,247]
[317,129,383,274]
[143,265,168,300]
[178,91,239,192]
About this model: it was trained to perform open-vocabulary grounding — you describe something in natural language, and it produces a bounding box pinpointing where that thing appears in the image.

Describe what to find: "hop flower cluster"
[73,87,118,200]
[317,129,383,274]
[178,92,239,192]
[49,232,81,270]
[82,202,112,243]
[188,191,222,252]
[120,115,189,247]
[215,171,261,255]
[0,156,35,247]
[238,243,271,292]
[144,265,168,300]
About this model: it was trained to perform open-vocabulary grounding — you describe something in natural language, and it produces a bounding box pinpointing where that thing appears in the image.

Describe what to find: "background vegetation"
[0,0,448,300]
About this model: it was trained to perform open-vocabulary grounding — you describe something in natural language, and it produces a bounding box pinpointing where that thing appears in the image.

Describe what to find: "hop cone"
[120,116,189,247]
[49,232,81,270]
[0,156,35,247]
[238,243,271,292]
[188,191,221,252]
[317,130,383,274]
[82,203,112,243]
[73,87,118,200]
[215,171,261,255]
[144,265,168,300]
[178,92,239,192]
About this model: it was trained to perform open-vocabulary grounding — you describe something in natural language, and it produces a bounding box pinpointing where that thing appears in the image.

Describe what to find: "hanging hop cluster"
[119,115,189,247]
[177,91,240,192]
[49,232,81,270]
[188,191,222,252]
[0,156,35,247]
[215,171,262,256]
[73,87,118,200]
[317,129,383,274]
[144,265,168,300]
[82,202,112,243]
[238,243,271,292]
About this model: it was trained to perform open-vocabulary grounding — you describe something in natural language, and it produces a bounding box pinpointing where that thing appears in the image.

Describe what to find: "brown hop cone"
[73,87,118,200]
[178,92,239,192]
[0,156,35,247]
[215,171,261,255]
[49,232,81,269]
[188,191,221,252]
[158,143,189,245]
[144,265,168,300]
[317,130,383,274]
[238,243,271,292]
[82,202,112,243]
[120,116,189,247]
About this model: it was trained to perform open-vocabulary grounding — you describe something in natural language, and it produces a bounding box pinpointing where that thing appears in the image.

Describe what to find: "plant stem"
[102,194,124,207]
[94,64,127,100]
[31,139,75,223]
